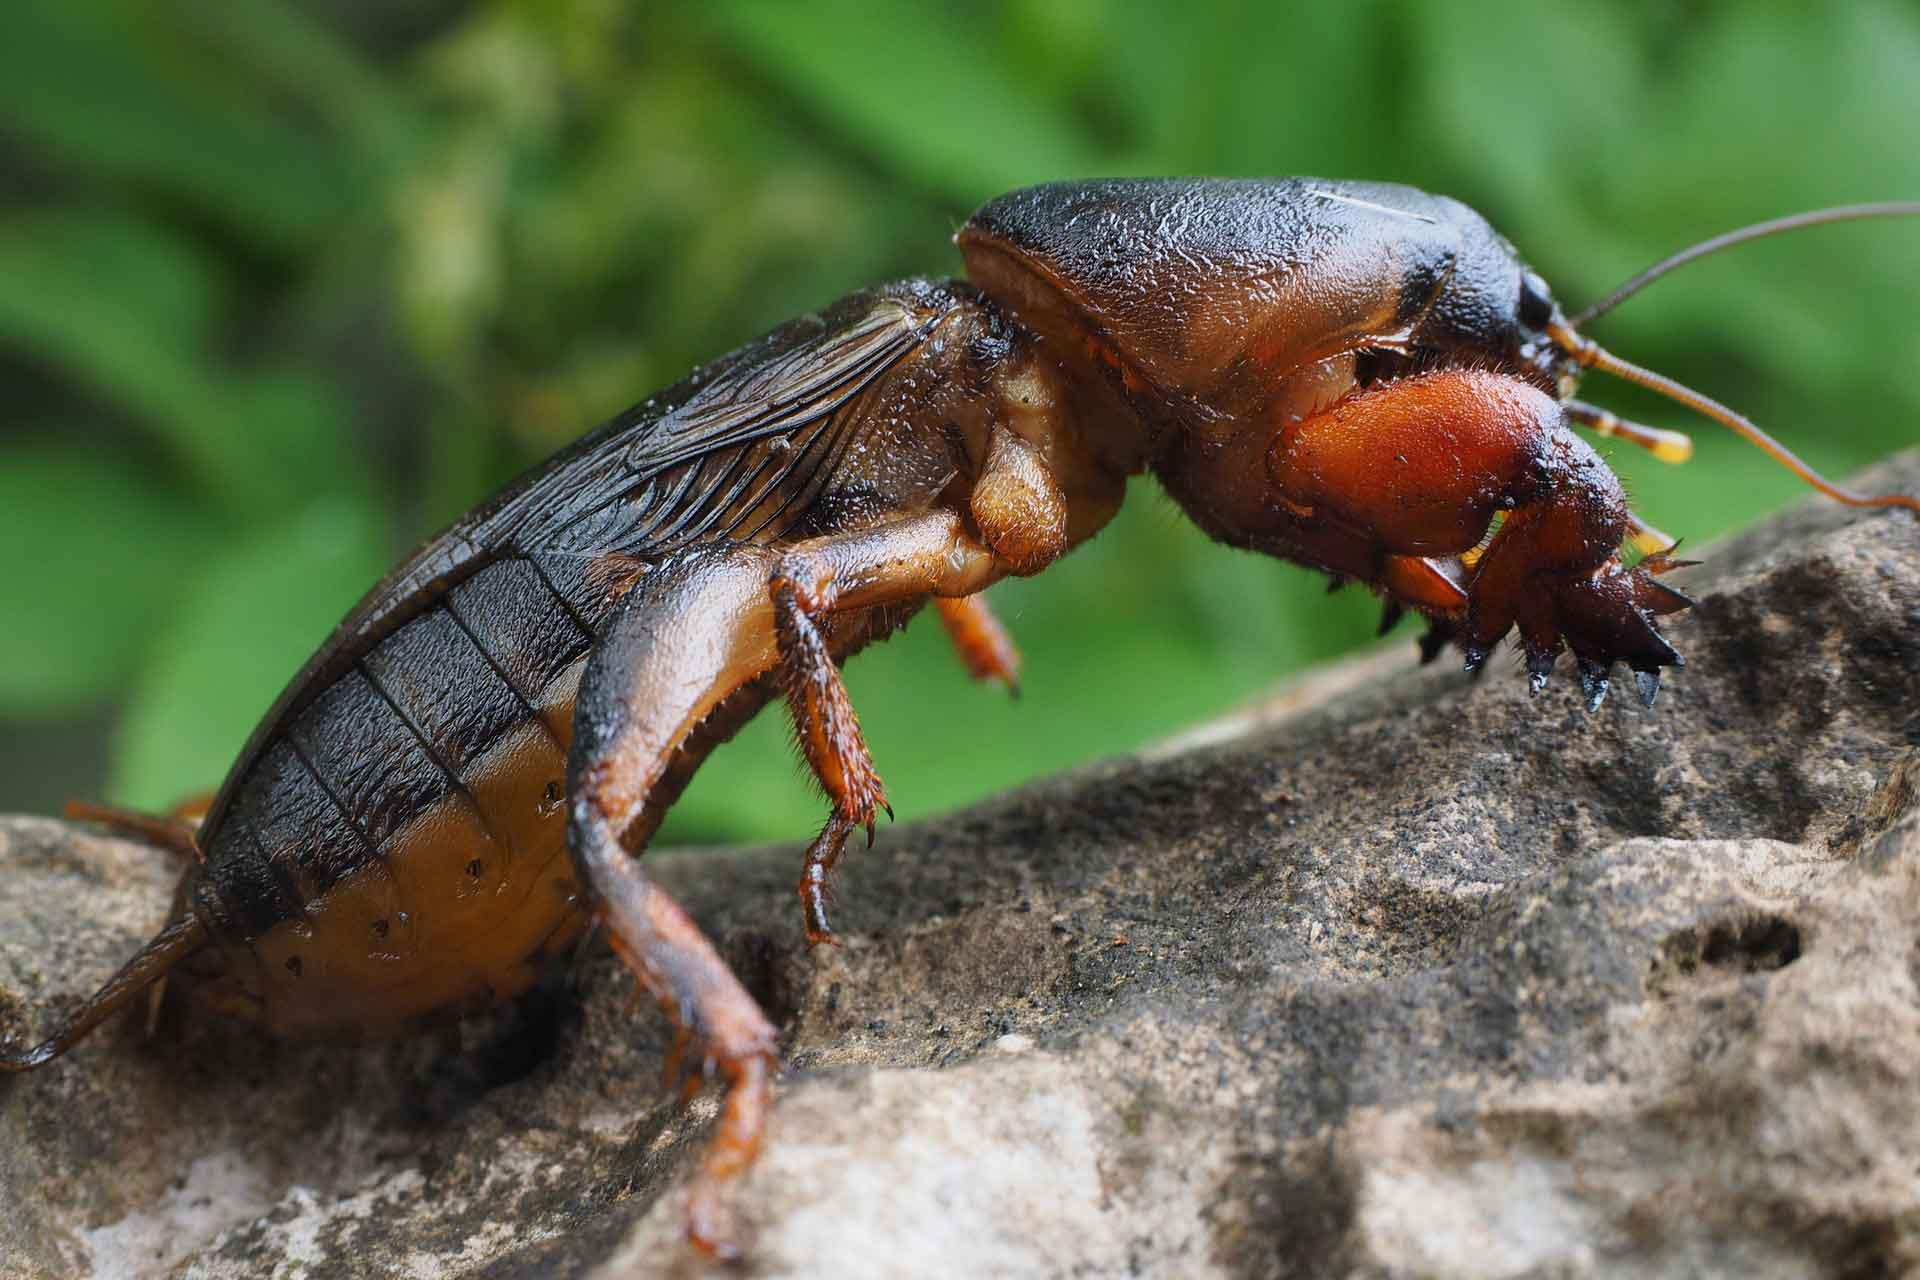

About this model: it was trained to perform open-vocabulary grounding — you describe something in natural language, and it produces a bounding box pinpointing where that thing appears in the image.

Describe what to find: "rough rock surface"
[3,454,1918,1280]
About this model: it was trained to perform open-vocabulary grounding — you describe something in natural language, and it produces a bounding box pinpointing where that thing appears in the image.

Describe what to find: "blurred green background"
[2,0,1916,844]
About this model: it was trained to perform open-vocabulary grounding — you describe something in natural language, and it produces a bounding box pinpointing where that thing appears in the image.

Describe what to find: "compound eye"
[1517,269,1556,329]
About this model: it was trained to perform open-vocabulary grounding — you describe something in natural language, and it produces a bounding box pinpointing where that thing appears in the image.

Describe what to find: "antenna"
[1570,202,1920,328]
[1550,322,1920,515]
[1553,203,1920,514]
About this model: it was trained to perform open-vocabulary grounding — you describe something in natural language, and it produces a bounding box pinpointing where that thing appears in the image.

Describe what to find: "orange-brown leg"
[795,812,856,948]
[936,595,1021,694]
[1267,367,1685,707]
[562,521,1019,1250]
[570,804,775,1259]
[768,510,1010,945]
[566,546,787,1260]
[64,793,212,864]
[1457,451,1687,707]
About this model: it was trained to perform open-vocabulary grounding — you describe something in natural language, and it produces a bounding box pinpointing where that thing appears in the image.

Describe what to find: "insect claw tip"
[1634,668,1662,709]
[1577,659,1612,713]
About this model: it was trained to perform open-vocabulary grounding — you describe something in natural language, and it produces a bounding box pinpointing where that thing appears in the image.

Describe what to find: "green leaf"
[229,370,376,508]
[110,499,391,808]
[1093,0,1407,176]
[699,2,1103,198]
[0,0,352,249]
[0,211,365,518]
[1396,0,1639,221]
[157,0,420,172]
[0,440,220,714]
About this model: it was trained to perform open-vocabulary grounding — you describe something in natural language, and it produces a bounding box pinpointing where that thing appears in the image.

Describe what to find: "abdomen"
[185,556,599,1039]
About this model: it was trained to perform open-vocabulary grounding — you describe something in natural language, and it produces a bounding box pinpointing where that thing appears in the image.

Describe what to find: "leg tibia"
[1267,369,1687,703]
[1460,430,1628,655]
[1462,430,1682,697]
[564,546,788,1257]
[771,575,889,833]
[571,807,776,1259]
[936,595,1021,692]
[767,508,1014,940]
[768,510,1000,834]
[65,795,211,863]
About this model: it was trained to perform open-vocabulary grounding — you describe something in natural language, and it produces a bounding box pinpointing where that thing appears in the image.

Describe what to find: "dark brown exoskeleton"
[5,179,1917,1257]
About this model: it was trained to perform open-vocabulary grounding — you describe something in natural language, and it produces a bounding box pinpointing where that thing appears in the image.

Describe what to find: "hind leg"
[64,794,211,864]
[566,546,789,1259]
[570,806,776,1259]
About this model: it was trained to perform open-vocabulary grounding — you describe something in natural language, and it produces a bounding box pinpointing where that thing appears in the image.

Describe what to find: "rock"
[3,453,1918,1279]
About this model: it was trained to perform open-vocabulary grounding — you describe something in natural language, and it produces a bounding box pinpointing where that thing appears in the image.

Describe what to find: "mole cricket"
[4,179,1916,1258]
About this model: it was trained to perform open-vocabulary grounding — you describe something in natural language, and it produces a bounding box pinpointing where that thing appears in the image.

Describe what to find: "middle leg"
[936,595,1021,694]
[777,423,1072,941]
[767,508,1007,944]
